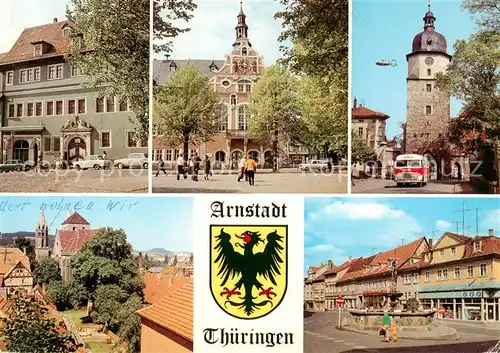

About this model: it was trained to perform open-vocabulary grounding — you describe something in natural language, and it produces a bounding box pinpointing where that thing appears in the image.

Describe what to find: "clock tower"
[404,5,453,177]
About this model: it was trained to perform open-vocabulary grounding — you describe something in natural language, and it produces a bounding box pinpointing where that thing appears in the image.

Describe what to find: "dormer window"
[71,36,83,49]
[62,27,71,37]
[242,47,248,56]
[34,44,42,56]
[169,62,177,72]
[474,241,482,252]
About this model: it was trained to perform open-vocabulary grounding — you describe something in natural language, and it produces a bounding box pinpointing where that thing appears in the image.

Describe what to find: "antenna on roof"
[400,238,405,247]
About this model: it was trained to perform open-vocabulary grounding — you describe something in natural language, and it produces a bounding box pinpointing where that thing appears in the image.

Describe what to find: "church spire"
[37,211,47,229]
[423,0,436,31]
[233,0,251,47]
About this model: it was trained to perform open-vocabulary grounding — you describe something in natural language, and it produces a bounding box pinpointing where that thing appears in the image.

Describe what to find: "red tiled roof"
[143,272,191,304]
[323,258,361,277]
[137,280,193,341]
[1,20,71,65]
[337,256,375,283]
[0,247,31,276]
[372,238,424,265]
[62,212,89,225]
[463,236,500,259]
[58,229,98,253]
[352,105,389,120]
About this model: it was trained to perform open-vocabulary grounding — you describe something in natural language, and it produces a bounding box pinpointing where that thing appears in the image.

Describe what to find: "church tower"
[35,211,50,261]
[405,5,452,175]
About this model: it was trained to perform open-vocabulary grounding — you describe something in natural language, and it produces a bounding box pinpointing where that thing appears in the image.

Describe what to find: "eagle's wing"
[254,231,284,286]
[214,229,243,286]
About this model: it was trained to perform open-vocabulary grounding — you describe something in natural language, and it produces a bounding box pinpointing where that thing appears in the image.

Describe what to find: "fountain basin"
[346,309,437,331]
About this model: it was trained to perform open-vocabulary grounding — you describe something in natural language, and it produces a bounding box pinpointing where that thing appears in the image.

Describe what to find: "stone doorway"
[68,137,87,162]
[423,152,438,180]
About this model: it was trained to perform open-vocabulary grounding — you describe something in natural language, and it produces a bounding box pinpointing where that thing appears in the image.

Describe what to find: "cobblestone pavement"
[0,169,148,193]
[305,311,498,353]
[352,179,478,194]
[152,171,348,193]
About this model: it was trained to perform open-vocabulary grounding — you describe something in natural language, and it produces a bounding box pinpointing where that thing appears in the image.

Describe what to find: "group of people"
[155,153,258,186]
[155,152,212,181]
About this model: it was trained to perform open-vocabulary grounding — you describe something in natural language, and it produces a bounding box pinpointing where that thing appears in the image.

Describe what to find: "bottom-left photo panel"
[0,196,193,353]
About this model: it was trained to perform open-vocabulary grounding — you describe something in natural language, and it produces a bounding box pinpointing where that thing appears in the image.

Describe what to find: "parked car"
[298,160,329,172]
[113,153,148,169]
[73,155,113,171]
[0,159,30,172]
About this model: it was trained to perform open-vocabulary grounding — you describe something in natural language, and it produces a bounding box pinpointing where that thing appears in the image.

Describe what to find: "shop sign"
[462,290,482,298]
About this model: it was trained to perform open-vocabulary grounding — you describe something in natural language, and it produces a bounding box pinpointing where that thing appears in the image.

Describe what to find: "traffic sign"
[336,296,344,305]
[438,306,446,315]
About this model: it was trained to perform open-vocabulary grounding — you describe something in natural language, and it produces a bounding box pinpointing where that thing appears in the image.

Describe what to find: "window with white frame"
[454,267,460,279]
[443,269,448,280]
[46,101,54,116]
[118,100,128,112]
[35,102,42,116]
[238,105,249,130]
[474,242,481,252]
[53,137,60,152]
[19,68,40,83]
[230,94,237,105]
[480,263,487,276]
[77,99,86,114]
[67,100,76,115]
[217,104,228,131]
[34,44,42,56]
[404,274,411,284]
[70,65,82,76]
[26,101,42,117]
[425,271,430,282]
[126,131,136,148]
[153,149,162,161]
[413,273,418,284]
[44,137,51,151]
[27,103,34,117]
[467,265,473,278]
[96,97,104,113]
[165,149,173,161]
[6,71,13,85]
[437,269,442,281]
[238,80,252,92]
[425,253,430,262]
[16,103,23,117]
[48,64,64,79]
[106,97,115,112]
[439,250,444,259]
[451,247,456,256]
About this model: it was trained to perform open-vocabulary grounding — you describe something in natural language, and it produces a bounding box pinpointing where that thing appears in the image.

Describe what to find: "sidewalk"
[443,318,500,331]
[341,324,459,340]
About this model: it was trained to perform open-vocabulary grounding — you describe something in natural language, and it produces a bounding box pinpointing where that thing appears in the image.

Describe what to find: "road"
[0,168,148,193]
[352,179,478,194]
[152,170,348,193]
[305,311,499,353]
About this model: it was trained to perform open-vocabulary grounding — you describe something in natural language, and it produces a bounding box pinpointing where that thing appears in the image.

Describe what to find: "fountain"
[343,258,444,335]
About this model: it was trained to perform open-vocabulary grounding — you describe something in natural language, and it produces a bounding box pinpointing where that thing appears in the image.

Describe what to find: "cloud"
[308,201,406,221]
[435,220,452,231]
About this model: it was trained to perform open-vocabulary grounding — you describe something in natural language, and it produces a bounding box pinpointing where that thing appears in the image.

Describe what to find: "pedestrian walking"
[156,156,167,177]
[351,164,359,186]
[327,160,332,173]
[204,155,211,180]
[176,153,187,180]
[192,153,201,181]
[380,311,392,342]
[102,150,108,159]
[36,153,43,172]
[246,154,257,186]
[237,155,247,182]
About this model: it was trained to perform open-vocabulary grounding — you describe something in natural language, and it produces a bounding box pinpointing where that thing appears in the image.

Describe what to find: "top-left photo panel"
[0,0,149,193]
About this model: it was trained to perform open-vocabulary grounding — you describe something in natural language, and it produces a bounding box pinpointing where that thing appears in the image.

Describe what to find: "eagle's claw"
[259,287,276,300]
[220,287,241,299]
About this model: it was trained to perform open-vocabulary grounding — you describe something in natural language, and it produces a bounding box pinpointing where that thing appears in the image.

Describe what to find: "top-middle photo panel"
[152,0,348,194]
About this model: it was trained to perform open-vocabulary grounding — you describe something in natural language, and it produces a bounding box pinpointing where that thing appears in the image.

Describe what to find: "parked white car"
[299,160,329,172]
[73,155,113,170]
[113,153,148,169]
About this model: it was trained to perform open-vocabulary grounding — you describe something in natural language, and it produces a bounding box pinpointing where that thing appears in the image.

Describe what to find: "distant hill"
[0,232,55,247]
[145,248,172,255]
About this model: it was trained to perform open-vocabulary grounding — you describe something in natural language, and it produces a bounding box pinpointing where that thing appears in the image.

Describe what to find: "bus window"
[408,160,421,168]
[396,160,407,167]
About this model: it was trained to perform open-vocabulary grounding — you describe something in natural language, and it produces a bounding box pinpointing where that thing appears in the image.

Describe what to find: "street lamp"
[376,59,398,67]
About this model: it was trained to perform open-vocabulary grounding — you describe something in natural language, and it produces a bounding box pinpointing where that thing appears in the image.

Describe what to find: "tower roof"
[62,211,89,225]
[36,211,47,229]
[233,1,252,48]
[410,4,448,56]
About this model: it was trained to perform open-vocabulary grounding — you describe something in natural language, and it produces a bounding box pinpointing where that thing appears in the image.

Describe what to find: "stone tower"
[35,211,50,261]
[404,5,453,177]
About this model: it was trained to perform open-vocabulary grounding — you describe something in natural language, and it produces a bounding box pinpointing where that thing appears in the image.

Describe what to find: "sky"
[0,0,68,53]
[158,0,284,65]
[352,0,479,139]
[304,197,500,274]
[0,196,193,253]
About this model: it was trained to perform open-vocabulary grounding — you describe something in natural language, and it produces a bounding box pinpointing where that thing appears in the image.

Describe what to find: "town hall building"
[152,3,310,169]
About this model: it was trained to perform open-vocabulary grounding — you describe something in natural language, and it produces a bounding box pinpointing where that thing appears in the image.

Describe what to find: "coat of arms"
[210,225,288,320]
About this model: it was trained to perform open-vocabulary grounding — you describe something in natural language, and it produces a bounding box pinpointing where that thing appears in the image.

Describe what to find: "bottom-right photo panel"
[304,196,500,353]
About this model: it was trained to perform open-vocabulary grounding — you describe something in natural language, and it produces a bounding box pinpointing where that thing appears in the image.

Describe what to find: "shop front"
[419,286,500,321]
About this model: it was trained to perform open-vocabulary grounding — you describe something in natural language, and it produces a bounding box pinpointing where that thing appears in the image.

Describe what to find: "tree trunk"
[183,134,189,159]
[272,129,279,173]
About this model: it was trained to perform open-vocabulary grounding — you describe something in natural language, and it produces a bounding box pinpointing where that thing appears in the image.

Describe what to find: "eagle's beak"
[235,232,251,243]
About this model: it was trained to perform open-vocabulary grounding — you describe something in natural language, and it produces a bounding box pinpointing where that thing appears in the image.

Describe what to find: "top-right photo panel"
[351,0,499,195]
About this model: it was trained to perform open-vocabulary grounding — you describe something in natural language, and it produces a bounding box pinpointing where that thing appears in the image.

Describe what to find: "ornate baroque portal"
[60,116,92,161]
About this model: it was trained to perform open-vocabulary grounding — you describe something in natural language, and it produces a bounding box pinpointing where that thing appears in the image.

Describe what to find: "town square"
[351,0,499,194]
[0,196,194,352]
[152,0,348,193]
[304,197,500,352]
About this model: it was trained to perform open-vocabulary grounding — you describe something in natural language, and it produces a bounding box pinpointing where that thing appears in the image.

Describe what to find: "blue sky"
[159,0,284,65]
[305,197,500,273]
[0,196,193,252]
[352,0,478,139]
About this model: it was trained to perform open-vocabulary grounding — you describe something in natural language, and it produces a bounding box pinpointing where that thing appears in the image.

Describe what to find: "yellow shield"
[210,225,288,320]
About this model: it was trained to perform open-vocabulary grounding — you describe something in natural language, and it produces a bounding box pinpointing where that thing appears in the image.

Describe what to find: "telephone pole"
[464,207,480,235]
[453,201,467,235]
[449,220,461,235]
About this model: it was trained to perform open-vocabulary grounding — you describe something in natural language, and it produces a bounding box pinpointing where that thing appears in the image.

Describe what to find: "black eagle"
[213,228,284,316]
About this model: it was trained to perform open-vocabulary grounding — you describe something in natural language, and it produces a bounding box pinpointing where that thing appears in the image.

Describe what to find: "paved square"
[352,178,478,194]
[0,169,148,193]
[152,171,347,193]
